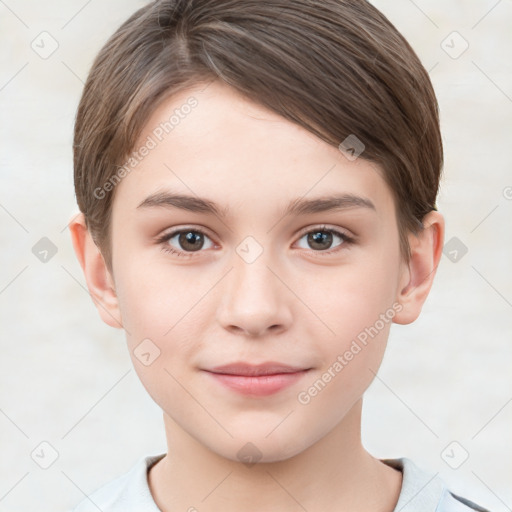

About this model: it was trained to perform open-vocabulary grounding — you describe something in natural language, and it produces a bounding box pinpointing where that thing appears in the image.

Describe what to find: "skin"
[70,80,444,512]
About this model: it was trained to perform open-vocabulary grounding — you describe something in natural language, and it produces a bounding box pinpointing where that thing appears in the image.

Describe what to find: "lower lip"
[205,370,309,397]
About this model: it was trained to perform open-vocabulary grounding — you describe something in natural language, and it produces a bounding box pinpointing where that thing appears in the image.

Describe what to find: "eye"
[157,224,354,259]
[157,227,215,258]
[295,225,354,255]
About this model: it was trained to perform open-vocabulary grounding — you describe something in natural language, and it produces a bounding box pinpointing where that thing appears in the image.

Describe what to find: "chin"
[208,430,314,466]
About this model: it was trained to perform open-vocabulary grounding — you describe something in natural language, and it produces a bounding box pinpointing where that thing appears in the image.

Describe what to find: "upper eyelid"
[296,224,352,238]
[159,225,216,243]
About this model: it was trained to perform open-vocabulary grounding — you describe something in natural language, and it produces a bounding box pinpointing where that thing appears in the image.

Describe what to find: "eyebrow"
[137,191,376,218]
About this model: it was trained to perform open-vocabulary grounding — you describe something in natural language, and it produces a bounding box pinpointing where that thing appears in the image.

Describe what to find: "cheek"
[292,300,392,450]
[294,256,399,409]
[304,256,399,345]
[114,261,210,389]
[115,260,201,342]
[115,262,205,411]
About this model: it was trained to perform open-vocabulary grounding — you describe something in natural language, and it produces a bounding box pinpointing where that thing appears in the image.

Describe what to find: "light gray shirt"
[71,453,490,511]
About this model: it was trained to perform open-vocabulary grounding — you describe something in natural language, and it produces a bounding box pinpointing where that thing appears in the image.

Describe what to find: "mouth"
[202,362,312,396]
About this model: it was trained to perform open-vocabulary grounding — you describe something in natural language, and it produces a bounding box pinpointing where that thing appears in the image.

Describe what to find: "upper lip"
[207,362,309,376]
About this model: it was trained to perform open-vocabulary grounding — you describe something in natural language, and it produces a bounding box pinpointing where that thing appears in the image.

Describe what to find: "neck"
[149,399,402,512]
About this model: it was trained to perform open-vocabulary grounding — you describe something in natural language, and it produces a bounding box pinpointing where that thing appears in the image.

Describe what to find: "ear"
[68,212,123,329]
[393,211,445,325]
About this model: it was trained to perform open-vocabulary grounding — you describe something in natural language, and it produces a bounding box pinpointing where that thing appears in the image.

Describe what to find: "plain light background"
[0,1,511,511]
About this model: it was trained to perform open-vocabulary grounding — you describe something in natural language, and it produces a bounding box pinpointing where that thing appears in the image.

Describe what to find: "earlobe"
[393,211,445,325]
[68,212,123,329]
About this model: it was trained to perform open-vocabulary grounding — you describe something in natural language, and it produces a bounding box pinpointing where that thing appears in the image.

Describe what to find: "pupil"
[309,231,332,250]
[180,231,204,251]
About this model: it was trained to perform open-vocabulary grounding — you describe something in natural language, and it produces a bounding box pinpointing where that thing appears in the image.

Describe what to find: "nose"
[216,248,293,338]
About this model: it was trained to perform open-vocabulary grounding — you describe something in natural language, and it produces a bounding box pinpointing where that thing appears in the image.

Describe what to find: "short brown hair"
[73,0,443,271]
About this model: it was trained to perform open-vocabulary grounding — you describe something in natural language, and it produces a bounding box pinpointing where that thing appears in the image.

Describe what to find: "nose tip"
[215,253,293,338]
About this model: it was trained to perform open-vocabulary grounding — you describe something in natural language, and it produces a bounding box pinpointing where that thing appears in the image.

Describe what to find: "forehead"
[113,81,396,222]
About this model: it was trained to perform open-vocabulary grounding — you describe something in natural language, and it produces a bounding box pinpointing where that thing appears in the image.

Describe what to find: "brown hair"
[74,0,442,271]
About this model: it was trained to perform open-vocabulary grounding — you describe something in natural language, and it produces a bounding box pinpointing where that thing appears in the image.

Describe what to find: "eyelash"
[156,225,355,259]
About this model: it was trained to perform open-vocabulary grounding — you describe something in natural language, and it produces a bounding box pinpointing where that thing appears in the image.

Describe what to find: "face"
[108,80,408,462]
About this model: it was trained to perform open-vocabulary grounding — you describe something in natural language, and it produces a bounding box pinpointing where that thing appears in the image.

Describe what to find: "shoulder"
[70,453,165,512]
[381,458,492,512]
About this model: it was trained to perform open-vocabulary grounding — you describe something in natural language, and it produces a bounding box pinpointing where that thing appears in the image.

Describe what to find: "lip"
[209,362,308,376]
[203,362,311,396]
